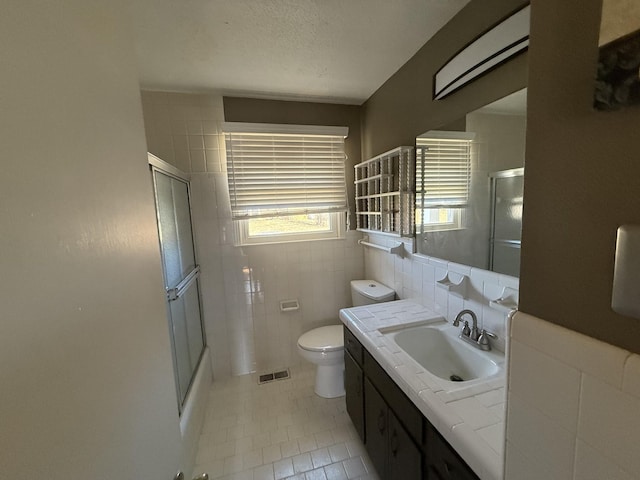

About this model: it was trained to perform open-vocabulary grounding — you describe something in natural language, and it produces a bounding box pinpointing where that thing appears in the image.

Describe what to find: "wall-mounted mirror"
[415,88,527,277]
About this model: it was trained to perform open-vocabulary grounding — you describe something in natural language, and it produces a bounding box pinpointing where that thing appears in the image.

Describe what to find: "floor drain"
[449,374,464,382]
[258,368,290,384]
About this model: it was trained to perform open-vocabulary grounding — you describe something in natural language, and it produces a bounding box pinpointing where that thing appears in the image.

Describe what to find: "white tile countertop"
[339,299,507,480]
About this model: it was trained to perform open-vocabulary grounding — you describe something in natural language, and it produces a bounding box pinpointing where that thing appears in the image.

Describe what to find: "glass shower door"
[151,159,205,411]
[489,168,524,277]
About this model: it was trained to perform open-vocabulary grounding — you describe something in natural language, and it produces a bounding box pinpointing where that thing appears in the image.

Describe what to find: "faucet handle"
[477,329,497,350]
[462,320,471,337]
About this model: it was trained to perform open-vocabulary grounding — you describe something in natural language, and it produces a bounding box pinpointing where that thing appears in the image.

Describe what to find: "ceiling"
[130,0,469,105]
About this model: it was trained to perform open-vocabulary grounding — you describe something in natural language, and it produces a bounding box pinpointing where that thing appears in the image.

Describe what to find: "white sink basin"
[383,322,504,384]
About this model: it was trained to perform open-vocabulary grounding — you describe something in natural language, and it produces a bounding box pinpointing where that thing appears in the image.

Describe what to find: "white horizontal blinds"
[416,134,473,208]
[224,124,348,219]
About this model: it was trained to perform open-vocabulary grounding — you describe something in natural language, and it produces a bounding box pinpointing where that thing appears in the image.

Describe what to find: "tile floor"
[194,363,379,480]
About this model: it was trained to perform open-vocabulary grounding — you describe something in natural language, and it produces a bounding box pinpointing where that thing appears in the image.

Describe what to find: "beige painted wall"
[0,1,183,478]
[361,0,529,159]
[362,0,640,354]
[600,0,640,45]
[519,0,640,353]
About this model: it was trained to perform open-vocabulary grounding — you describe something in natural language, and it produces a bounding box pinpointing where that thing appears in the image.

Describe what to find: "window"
[415,131,474,233]
[223,122,348,245]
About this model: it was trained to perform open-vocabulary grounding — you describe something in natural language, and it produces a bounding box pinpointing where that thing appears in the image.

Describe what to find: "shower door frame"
[149,153,206,413]
[488,167,524,276]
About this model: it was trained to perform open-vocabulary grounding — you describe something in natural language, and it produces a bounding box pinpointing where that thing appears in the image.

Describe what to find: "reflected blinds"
[415,132,474,208]
[223,123,348,220]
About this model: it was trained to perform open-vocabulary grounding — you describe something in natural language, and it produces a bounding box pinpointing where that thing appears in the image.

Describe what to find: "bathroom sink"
[382,322,504,384]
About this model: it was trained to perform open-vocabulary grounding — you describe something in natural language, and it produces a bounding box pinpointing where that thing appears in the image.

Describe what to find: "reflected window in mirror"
[415,131,475,234]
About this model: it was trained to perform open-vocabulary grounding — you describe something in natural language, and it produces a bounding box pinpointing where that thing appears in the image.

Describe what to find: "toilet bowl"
[297,325,345,398]
[297,279,395,398]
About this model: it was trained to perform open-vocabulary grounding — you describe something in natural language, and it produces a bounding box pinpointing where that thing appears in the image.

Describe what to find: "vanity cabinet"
[427,427,479,480]
[344,327,365,440]
[343,326,480,480]
[389,409,424,479]
[364,377,423,479]
[363,347,423,480]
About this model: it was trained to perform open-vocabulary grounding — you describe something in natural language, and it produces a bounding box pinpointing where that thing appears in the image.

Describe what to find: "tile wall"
[141,91,518,378]
[505,312,640,480]
[141,91,365,379]
[363,232,518,352]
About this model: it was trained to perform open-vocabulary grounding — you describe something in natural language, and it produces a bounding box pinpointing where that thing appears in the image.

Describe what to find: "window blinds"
[415,131,474,208]
[223,123,348,220]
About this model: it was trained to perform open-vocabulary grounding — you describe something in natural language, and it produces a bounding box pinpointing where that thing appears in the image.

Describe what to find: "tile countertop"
[339,299,507,480]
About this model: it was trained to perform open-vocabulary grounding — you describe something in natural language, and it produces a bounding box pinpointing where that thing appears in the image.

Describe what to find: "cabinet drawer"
[343,326,363,366]
[363,349,424,446]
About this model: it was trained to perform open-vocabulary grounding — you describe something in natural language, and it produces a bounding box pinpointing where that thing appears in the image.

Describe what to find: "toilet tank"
[350,280,395,306]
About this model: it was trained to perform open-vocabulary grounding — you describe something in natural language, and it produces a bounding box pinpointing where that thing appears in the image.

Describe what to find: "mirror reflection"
[415,88,527,277]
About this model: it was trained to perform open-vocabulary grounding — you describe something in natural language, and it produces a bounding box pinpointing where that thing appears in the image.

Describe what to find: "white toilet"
[297,280,395,398]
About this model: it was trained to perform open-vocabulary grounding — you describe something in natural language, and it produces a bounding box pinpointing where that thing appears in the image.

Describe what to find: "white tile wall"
[143,94,517,379]
[141,91,365,379]
[506,312,640,480]
[363,232,517,352]
[222,234,365,376]
[142,90,235,379]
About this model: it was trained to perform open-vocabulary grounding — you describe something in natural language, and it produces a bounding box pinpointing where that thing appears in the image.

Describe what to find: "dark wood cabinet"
[364,377,389,476]
[344,327,365,442]
[426,426,479,480]
[343,325,480,480]
[344,349,365,441]
[388,409,423,479]
[364,377,422,480]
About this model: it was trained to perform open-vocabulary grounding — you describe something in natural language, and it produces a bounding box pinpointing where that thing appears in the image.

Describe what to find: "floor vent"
[258,368,290,384]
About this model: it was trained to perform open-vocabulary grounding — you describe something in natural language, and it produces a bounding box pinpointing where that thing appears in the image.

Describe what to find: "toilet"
[297,280,395,398]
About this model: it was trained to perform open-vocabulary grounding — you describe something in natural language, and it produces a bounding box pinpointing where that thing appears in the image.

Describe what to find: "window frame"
[223,122,349,246]
[415,207,463,232]
[234,211,346,246]
[415,130,475,234]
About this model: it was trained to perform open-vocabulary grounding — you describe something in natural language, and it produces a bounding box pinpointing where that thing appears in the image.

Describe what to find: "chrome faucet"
[453,309,479,340]
[453,309,497,351]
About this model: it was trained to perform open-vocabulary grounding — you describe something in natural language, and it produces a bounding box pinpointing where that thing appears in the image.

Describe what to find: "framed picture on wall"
[594,1,640,111]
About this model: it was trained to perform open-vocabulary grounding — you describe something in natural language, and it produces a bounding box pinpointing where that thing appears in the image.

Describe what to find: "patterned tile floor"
[194,363,379,480]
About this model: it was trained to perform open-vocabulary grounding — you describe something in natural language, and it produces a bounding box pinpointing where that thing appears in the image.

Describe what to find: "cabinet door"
[427,427,479,480]
[388,410,422,480]
[345,350,365,441]
[364,378,388,478]
[364,349,423,445]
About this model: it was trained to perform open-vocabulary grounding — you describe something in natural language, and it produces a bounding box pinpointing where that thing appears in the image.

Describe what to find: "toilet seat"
[297,325,343,352]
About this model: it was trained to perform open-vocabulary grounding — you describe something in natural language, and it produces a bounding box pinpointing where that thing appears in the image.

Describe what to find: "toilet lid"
[298,325,344,352]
